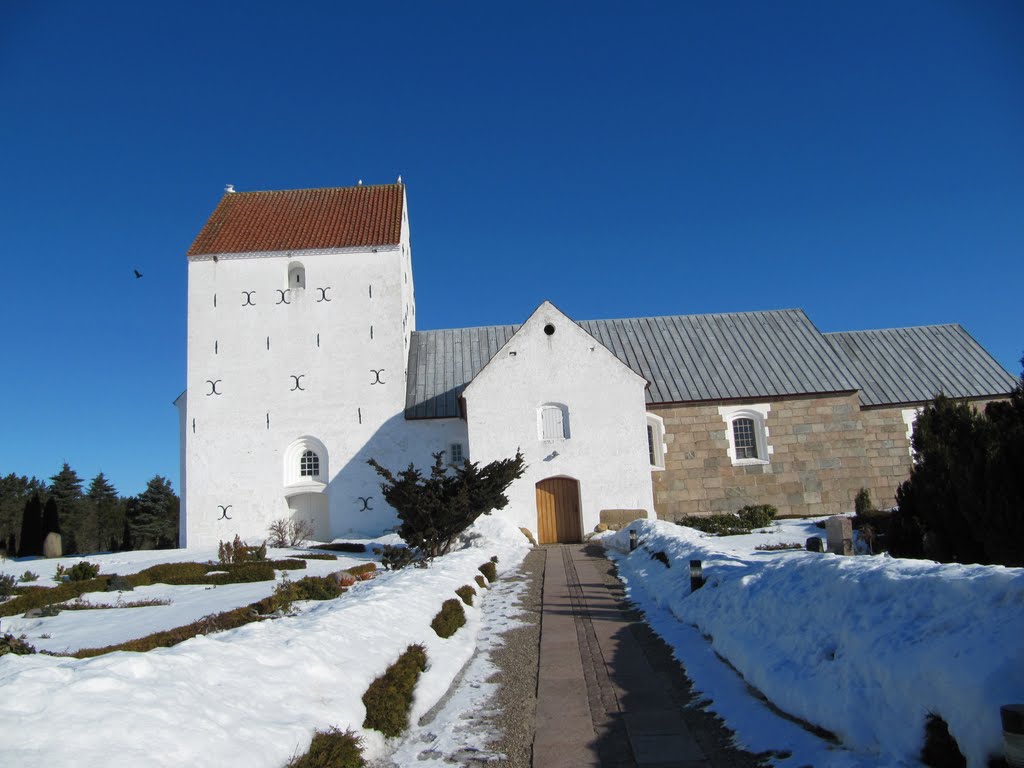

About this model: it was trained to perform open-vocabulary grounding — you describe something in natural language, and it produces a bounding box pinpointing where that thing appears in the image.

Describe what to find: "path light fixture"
[629,530,637,552]
[1003,704,1024,767]
[690,560,704,592]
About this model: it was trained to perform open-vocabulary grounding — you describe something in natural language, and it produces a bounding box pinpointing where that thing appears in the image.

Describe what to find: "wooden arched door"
[536,477,582,544]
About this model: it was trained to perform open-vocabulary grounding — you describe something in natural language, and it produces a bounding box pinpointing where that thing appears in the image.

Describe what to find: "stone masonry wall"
[652,393,911,521]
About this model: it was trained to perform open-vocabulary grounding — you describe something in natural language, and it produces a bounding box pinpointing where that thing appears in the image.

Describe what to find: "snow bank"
[604,520,1024,767]
[0,518,531,767]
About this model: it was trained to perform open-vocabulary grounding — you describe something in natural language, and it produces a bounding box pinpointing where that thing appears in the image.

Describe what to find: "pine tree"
[368,450,526,558]
[18,493,44,557]
[49,463,84,554]
[0,474,47,554]
[83,473,118,555]
[43,497,61,535]
[130,476,179,550]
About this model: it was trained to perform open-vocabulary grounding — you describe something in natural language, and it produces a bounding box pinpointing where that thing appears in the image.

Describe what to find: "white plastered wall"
[182,189,465,548]
[462,301,654,539]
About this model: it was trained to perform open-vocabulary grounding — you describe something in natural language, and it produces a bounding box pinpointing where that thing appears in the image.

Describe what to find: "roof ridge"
[227,183,404,195]
[824,323,963,336]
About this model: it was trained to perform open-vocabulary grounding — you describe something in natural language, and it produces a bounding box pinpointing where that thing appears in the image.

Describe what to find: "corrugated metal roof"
[824,325,1018,407]
[405,309,861,418]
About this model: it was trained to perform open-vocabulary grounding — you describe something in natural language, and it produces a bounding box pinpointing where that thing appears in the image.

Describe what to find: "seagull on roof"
[134,269,143,279]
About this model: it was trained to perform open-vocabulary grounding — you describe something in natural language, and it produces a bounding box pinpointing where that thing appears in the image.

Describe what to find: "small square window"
[450,442,465,464]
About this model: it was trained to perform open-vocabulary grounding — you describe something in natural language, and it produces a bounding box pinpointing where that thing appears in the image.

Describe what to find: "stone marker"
[825,516,854,555]
[806,536,824,553]
[42,532,62,559]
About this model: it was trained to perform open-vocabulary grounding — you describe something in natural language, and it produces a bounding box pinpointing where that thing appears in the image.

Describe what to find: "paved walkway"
[532,544,710,768]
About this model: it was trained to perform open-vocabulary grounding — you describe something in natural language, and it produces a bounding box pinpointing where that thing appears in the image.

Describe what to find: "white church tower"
[178,182,459,548]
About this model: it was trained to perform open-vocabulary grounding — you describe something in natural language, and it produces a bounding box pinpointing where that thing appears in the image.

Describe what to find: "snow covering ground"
[603,518,1024,768]
[0,547,371,653]
[0,517,532,767]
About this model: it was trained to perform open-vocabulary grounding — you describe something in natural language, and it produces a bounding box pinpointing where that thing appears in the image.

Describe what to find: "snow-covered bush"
[361,644,428,737]
[286,727,364,768]
[0,573,16,597]
[455,584,475,606]
[477,560,496,583]
[430,599,466,639]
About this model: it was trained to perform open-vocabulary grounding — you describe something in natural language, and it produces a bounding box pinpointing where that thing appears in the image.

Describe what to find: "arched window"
[288,261,306,290]
[283,436,329,488]
[299,450,320,478]
[538,403,570,440]
[718,405,772,466]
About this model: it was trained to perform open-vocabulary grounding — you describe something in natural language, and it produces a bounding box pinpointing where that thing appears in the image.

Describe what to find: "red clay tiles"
[187,184,404,256]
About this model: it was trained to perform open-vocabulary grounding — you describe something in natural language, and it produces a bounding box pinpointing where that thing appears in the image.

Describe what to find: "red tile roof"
[187,184,404,257]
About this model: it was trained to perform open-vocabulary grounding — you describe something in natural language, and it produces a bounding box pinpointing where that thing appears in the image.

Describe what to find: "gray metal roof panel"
[823,324,1017,407]
[405,309,859,418]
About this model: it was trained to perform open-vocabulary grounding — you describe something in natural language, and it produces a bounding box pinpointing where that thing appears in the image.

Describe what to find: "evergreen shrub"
[362,644,428,737]
[20,571,38,582]
[431,598,466,639]
[367,450,526,559]
[66,561,101,581]
[737,504,777,529]
[345,563,377,580]
[312,542,366,553]
[295,553,337,561]
[0,573,16,597]
[475,575,486,589]
[379,545,425,571]
[890,381,1024,566]
[0,633,36,656]
[854,488,874,516]
[286,727,364,768]
[205,562,276,585]
[0,577,110,618]
[455,585,475,606]
[478,561,497,583]
[920,714,966,768]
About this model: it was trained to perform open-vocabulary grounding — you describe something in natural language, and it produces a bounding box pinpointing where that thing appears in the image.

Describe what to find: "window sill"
[731,458,769,467]
[650,464,666,472]
[283,480,327,498]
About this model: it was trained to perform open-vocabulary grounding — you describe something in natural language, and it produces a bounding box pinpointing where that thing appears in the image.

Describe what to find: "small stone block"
[825,516,854,555]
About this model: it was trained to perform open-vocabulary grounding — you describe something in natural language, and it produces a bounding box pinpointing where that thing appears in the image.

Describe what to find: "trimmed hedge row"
[0,577,111,618]
[362,644,428,737]
[72,574,345,658]
[455,585,476,607]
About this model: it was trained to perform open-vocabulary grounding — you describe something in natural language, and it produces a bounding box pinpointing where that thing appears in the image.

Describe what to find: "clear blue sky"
[2,1,1021,497]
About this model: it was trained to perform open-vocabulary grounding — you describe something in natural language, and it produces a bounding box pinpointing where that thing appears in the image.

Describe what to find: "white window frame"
[646,412,666,470]
[449,442,466,465]
[718,404,773,466]
[538,403,570,441]
[901,407,923,460]
[283,435,329,494]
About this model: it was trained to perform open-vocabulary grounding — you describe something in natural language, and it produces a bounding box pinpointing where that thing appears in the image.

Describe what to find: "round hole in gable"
[544,323,555,336]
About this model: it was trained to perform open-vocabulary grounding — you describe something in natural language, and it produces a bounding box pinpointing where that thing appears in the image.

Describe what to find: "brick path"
[532,544,710,768]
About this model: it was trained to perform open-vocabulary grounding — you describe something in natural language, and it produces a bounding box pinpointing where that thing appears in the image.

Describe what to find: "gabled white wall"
[463,301,654,538]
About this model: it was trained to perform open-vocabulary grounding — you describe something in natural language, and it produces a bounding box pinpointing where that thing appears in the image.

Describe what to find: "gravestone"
[825,516,854,555]
[42,532,62,559]
[805,536,824,553]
